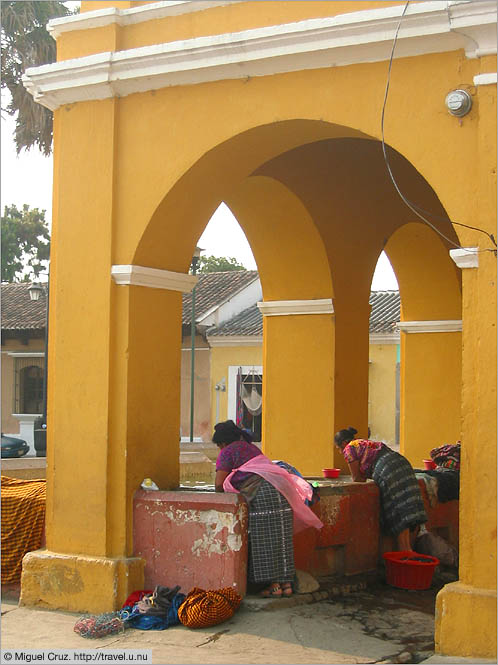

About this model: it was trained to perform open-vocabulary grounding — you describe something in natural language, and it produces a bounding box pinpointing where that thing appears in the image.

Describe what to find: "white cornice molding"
[396,320,462,334]
[24,1,497,111]
[111,264,197,292]
[449,247,479,269]
[6,352,45,357]
[473,72,497,86]
[207,335,263,347]
[48,2,244,39]
[257,299,334,317]
[369,332,400,345]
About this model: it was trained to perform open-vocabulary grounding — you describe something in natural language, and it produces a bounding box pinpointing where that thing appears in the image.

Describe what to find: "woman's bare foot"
[260,583,282,598]
[281,582,293,597]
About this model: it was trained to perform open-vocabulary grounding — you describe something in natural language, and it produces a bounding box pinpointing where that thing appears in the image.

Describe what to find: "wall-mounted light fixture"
[445,89,472,117]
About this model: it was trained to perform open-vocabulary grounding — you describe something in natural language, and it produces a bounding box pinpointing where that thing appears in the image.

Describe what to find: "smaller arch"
[225,175,333,302]
[385,222,462,321]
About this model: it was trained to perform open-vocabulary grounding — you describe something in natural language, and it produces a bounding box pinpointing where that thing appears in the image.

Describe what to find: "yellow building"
[20,1,496,657]
[1,284,46,456]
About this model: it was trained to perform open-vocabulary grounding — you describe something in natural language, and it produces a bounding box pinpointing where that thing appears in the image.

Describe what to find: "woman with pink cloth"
[212,420,322,598]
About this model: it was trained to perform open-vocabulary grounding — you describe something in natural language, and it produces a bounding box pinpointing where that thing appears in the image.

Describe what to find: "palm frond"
[1,1,72,155]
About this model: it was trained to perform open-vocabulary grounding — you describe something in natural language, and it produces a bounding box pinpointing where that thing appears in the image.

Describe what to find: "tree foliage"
[1,204,50,282]
[197,255,246,273]
[1,1,72,155]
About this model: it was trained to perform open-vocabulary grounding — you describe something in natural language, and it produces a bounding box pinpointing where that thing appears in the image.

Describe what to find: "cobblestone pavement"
[2,570,494,664]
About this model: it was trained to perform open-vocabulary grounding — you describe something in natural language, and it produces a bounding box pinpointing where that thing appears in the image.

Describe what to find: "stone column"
[397,320,462,467]
[258,299,335,476]
[435,246,497,658]
[21,258,196,613]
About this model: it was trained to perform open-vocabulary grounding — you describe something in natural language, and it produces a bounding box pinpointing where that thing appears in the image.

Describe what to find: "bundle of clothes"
[74,585,242,639]
[1,476,46,585]
[416,442,460,504]
[414,442,461,568]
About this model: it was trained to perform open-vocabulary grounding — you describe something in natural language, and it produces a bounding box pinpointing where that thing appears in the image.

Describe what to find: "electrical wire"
[380,1,497,254]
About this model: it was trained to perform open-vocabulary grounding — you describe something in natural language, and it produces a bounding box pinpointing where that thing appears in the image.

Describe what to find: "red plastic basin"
[322,468,341,478]
[383,551,439,590]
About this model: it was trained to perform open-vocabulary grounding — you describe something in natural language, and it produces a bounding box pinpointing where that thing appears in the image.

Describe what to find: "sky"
[1,110,398,290]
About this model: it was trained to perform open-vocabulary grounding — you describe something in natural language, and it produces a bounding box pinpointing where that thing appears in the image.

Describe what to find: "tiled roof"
[368,290,401,333]
[207,303,262,337]
[1,283,46,331]
[208,290,400,337]
[182,270,258,325]
[1,278,400,338]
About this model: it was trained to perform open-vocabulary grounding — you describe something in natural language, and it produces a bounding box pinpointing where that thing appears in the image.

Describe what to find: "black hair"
[334,427,358,448]
[212,420,253,445]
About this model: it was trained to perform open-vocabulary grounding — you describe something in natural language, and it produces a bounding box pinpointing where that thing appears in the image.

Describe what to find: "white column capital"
[473,72,497,86]
[257,299,334,316]
[396,320,462,334]
[449,248,479,269]
[111,265,198,292]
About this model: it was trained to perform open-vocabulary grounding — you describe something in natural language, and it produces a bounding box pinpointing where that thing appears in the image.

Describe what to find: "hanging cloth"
[236,367,244,427]
[241,383,262,416]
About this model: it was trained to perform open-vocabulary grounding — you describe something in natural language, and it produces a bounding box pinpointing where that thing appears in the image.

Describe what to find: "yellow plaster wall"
[385,222,462,463]
[46,98,118,557]
[368,343,398,446]
[209,345,263,431]
[263,314,335,476]
[180,336,211,441]
[400,332,462,466]
[74,2,404,60]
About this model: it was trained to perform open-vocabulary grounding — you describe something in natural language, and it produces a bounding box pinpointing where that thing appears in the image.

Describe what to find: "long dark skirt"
[247,479,295,584]
[372,449,427,536]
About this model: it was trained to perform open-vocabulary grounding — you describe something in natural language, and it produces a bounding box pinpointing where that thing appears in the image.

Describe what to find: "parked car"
[1,434,29,458]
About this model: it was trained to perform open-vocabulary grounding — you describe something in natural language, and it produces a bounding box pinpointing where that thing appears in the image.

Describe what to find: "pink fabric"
[223,455,323,533]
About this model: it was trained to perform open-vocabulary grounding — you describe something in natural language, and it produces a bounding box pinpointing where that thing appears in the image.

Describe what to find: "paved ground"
[1,573,495,665]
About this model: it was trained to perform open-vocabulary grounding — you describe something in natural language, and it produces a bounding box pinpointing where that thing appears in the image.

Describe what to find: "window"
[238,371,262,442]
[13,358,44,414]
[228,365,263,442]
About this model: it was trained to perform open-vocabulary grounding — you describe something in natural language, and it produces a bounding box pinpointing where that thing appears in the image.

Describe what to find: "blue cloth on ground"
[121,592,186,630]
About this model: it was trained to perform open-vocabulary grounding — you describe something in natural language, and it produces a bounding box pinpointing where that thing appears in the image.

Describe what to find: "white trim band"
[396,320,462,334]
[6,352,45,358]
[473,72,497,86]
[111,264,197,292]
[449,247,479,269]
[257,299,334,317]
[24,1,497,111]
[208,335,263,347]
[48,2,244,39]
[369,332,400,345]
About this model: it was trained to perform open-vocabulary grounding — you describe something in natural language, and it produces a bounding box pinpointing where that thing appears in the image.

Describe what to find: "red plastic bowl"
[423,459,437,470]
[322,468,341,478]
[383,551,439,590]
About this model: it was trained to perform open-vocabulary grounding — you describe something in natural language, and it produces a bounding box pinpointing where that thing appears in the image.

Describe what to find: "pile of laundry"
[413,443,461,568]
[416,442,460,505]
[1,476,46,584]
[74,585,242,639]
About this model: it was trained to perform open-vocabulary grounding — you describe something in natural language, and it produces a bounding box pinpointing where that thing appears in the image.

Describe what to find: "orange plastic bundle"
[1,476,46,584]
[177,587,242,628]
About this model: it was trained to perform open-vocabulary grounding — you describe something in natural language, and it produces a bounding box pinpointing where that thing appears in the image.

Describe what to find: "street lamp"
[189,246,202,442]
[28,279,49,457]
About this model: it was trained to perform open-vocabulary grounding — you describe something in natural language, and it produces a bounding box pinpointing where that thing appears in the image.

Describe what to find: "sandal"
[281,582,293,597]
[260,583,282,598]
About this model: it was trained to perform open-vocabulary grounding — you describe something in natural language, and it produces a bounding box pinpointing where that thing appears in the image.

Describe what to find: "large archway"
[125,128,463,481]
